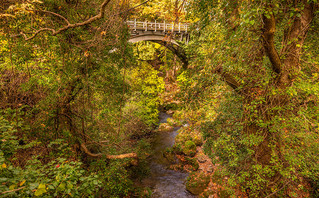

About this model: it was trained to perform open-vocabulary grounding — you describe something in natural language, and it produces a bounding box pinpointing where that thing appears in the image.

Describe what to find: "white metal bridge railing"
[127,20,189,33]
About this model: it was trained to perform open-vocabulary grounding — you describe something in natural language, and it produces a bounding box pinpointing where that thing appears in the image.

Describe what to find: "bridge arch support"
[129,34,188,69]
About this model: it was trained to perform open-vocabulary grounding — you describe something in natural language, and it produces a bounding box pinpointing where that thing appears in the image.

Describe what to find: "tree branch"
[262,13,281,74]
[279,1,315,85]
[80,143,138,160]
[33,9,71,25]
[1,186,26,195]
[19,0,112,41]
[214,65,241,92]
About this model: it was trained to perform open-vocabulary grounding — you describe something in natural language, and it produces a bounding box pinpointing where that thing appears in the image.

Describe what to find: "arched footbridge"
[127,20,190,68]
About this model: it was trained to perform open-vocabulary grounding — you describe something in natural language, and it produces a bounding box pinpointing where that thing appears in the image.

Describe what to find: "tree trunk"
[240,2,315,195]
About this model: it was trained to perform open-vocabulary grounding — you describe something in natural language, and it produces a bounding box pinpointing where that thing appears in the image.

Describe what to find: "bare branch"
[19,0,112,41]
[1,187,26,195]
[264,180,291,198]
[20,28,55,41]
[34,9,71,25]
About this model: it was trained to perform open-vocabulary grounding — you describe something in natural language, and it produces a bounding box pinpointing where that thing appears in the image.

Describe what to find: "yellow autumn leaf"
[9,184,16,190]
[20,180,26,186]
[35,183,47,196]
[1,163,7,168]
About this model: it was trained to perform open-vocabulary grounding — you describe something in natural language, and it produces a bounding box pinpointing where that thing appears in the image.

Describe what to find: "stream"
[141,112,195,198]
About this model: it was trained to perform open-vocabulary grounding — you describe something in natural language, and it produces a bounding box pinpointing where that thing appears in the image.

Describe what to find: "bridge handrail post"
[164,21,166,32]
[134,19,136,31]
[179,22,181,33]
[155,20,156,32]
[145,20,147,31]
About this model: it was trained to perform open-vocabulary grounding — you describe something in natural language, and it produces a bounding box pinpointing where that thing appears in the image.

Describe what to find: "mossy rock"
[186,172,210,195]
[192,133,203,146]
[172,110,182,119]
[157,123,174,132]
[166,117,176,127]
[217,189,232,197]
[173,143,183,154]
[163,148,176,163]
[182,140,197,157]
[175,130,191,145]
[174,131,191,152]
[184,156,199,171]
[198,189,216,198]
[138,187,152,198]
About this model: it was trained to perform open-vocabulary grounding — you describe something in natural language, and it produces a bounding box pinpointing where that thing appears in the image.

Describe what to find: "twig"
[116,0,150,16]
[1,186,26,194]
[33,9,71,25]
[264,181,291,198]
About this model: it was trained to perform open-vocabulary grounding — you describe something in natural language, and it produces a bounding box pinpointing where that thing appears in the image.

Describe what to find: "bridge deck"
[127,20,189,33]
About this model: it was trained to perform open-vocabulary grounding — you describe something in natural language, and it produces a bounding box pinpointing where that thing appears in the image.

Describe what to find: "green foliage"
[0,0,162,197]
[0,118,100,197]
[2,0,317,197]
[185,0,319,196]
[1,144,101,197]
[126,42,166,126]
[0,116,19,158]
[102,161,134,197]
[127,63,164,126]
[130,0,189,22]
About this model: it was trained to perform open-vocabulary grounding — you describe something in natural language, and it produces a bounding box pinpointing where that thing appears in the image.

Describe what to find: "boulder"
[186,172,210,195]
[182,140,197,157]
[157,123,174,132]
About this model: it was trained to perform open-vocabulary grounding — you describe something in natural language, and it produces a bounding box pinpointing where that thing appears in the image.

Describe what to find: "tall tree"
[0,0,139,165]
[187,0,319,196]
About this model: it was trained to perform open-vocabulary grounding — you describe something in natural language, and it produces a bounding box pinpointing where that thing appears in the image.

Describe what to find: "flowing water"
[141,112,195,198]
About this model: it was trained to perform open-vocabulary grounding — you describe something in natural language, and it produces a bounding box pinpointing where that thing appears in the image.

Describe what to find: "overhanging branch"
[18,0,112,41]
[80,143,138,160]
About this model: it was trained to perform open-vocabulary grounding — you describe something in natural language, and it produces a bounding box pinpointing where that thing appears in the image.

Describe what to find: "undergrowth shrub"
[202,89,319,197]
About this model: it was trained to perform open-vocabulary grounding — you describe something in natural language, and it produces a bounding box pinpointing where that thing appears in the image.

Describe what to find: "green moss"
[186,172,210,195]
[184,157,199,171]
[192,133,203,146]
[182,140,197,157]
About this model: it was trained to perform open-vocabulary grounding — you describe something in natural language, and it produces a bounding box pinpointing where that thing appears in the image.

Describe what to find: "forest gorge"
[0,0,318,197]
